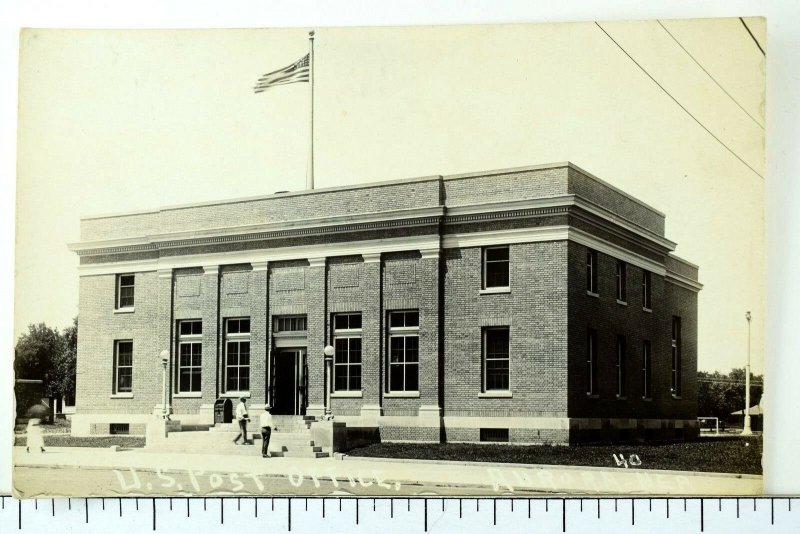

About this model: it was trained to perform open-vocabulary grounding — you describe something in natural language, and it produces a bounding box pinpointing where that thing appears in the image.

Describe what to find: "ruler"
[0,495,797,533]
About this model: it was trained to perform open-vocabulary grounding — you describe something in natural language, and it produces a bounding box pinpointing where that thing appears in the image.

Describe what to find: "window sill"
[110,393,133,399]
[331,391,363,398]
[174,393,203,398]
[384,391,420,398]
[616,300,627,306]
[479,287,510,295]
[222,392,250,398]
[114,308,135,314]
[642,307,653,314]
[586,291,599,298]
[478,391,512,398]
[586,394,599,399]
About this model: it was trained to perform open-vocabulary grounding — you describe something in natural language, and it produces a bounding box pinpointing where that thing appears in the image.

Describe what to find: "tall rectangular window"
[225,318,250,393]
[333,313,362,391]
[388,311,419,392]
[642,270,652,310]
[616,335,627,397]
[113,340,133,394]
[642,340,652,399]
[116,274,135,309]
[483,246,510,289]
[586,250,598,294]
[483,327,510,391]
[671,316,682,396]
[616,260,627,302]
[177,320,202,393]
[586,330,598,395]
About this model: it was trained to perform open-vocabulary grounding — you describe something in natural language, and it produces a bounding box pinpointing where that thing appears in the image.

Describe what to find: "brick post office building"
[69,162,702,444]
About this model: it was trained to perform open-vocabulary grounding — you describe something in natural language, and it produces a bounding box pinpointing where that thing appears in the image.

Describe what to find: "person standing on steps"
[233,397,251,445]
[260,404,274,458]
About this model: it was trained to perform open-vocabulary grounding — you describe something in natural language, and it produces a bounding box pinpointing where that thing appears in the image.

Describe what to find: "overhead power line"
[657,20,764,130]
[739,17,766,56]
[594,22,764,181]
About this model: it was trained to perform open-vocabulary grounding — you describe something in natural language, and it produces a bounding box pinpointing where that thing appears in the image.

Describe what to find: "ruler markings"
[561,499,566,533]
[736,498,739,518]
[424,499,428,532]
[18,499,21,530]
[632,498,635,525]
[701,498,704,532]
[288,497,292,531]
[493,499,496,525]
[356,497,359,525]
[152,498,156,531]
[666,498,669,518]
[85,498,88,523]
[598,498,601,519]
[51,499,54,516]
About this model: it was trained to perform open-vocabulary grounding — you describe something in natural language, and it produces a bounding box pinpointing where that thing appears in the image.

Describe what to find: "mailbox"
[213,398,233,424]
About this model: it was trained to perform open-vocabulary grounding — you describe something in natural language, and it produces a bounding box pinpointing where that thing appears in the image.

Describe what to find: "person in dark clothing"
[260,404,274,457]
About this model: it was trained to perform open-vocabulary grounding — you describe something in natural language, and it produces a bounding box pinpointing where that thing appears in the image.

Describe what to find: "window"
[480,428,509,442]
[671,317,682,396]
[483,327,510,391]
[586,250,598,294]
[274,315,307,332]
[225,318,250,393]
[333,313,362,391]
[642,271,652,310]
[110,423,130,435]
[616,260,627,302]
[483,246,510,289]
[616,335,627,397]
[388,311,420,392]
[116,274,135,309]
[113,340,133,394]
[642,340,652,399]
[177,320,202,393]
[586,330,598,395]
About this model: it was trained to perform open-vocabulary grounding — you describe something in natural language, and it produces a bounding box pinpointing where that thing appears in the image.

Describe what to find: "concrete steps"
[149,416,328,458]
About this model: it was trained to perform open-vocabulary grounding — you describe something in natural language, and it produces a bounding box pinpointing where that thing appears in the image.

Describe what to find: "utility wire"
[739,17,766,56]
[657,20,764,130]
[595,22,764,181]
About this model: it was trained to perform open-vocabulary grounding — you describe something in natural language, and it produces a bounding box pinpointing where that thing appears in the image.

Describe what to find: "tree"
[49,317,78,400]
[14,323,62,385]
[14,317,78,401]
[697,367,763,425]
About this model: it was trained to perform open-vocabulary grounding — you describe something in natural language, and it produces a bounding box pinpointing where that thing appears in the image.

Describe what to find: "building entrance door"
[271,349,306,415]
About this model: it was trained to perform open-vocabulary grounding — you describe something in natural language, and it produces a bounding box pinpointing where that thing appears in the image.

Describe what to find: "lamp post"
[159,349,170,420]
[323,345,335,420]
[742,312,752,435]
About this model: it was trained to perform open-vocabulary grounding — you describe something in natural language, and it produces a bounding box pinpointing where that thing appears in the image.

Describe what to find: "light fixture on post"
[323,344,335,420]
[159,349,171,420]
[742,311,752,436]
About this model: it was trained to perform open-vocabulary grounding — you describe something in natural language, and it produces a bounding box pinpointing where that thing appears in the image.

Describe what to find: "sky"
[14,18,766,374]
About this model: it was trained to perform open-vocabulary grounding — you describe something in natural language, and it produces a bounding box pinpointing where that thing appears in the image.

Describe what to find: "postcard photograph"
[13,18,765,498]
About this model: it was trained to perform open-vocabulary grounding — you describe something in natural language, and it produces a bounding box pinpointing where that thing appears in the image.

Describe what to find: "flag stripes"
[254,54,310,93]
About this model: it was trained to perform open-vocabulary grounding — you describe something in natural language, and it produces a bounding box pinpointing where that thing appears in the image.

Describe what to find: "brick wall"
[566,241,697,425]
[442,242,570,419]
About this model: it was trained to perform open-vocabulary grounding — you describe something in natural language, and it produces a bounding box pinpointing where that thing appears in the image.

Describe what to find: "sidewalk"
[13,446,762,497]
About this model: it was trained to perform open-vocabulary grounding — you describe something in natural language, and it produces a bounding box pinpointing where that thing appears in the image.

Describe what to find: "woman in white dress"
[25,418,45,453]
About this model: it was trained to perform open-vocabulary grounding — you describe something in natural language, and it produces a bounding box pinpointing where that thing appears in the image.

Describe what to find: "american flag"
[253,54,310,93]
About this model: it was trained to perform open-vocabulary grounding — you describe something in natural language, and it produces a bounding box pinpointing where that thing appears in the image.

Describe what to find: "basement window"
[110,423,130,435]
[479,428,509,443]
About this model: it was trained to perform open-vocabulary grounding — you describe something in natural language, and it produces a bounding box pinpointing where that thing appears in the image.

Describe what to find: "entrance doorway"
[271,349,306,415]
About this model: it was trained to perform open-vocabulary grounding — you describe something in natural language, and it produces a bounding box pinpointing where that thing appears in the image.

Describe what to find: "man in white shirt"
[260,404,274,458]
[233,397,250,445]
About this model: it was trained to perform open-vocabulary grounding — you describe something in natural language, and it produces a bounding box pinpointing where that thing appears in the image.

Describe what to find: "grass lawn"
[15,435,145,448]
[346,436,762,475]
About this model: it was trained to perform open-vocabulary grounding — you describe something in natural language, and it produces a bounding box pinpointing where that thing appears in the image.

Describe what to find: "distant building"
[69,162,701,443]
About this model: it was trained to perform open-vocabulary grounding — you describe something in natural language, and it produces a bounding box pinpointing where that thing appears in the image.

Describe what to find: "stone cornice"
[70,206,444,257]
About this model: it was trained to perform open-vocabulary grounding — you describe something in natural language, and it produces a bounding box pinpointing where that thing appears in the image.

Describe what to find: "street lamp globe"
[159,349,170,366]
[323,345,335,357]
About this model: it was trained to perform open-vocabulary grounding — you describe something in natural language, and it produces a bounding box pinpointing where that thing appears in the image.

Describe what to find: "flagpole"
[308,30,315,190]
